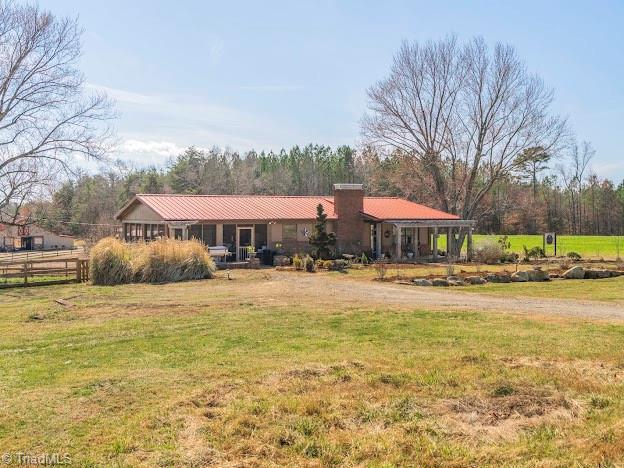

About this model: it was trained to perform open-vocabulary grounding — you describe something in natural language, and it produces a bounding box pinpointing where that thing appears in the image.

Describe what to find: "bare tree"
[362,36,567,251]
[558,141,594,234]
[0,1,114,225]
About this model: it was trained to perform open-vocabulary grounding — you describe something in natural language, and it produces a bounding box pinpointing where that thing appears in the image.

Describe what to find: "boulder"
[485,273,512,283]
[527,267,549,282]
[447,276,465,286]
[413,278,433,286]
[465,276,487,285]
[562,266,585,279]
[511,271,529,282]
[584,269,612,279]
[432,278,450,287]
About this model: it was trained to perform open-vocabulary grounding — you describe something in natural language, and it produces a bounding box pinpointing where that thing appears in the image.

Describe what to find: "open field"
[438,235,624,259]
[1,270,624,466]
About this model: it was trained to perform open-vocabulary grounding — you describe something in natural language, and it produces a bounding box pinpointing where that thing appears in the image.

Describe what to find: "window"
[254,224,267,250]
[202,224,216,246]
[189,224,202,242]
[283,224,296,240]
[125,223,145,242]
[222,224,236,255]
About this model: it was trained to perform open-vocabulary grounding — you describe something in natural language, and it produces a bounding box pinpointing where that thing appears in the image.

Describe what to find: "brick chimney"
[333,183,365,253]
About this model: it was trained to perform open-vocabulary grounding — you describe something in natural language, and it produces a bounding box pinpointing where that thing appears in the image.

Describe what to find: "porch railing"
[237,247,250,262]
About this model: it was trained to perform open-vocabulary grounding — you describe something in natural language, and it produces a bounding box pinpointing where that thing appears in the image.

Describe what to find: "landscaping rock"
[485,273,511,283]
[412,278,433,286]
[447,276,465,286]
[562,266,585,280]
[511,271,528,282]
[527,267,549,282]
[465,276,487,285]
[584,269,611,279]
[432,278,450,287]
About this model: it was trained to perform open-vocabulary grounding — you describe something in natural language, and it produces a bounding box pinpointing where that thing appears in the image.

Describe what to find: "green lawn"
[439,234,624,259]
[1,272,624,466]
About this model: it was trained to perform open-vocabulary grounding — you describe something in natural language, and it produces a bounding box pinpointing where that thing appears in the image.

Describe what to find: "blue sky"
[39,0,624,180]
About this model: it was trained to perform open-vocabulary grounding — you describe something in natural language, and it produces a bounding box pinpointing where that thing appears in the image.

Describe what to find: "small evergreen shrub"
[304,255,315,272]
[293,254,304,271]
[567,251,582,260]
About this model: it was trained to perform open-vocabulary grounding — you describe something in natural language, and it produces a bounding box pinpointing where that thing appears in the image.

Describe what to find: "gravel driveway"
[267,271,624,321]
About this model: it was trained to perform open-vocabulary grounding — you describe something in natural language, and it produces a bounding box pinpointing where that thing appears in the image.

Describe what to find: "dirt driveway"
[261,271,624,321]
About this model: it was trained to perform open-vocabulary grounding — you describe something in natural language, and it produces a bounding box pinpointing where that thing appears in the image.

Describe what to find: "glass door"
[236,227,254,261]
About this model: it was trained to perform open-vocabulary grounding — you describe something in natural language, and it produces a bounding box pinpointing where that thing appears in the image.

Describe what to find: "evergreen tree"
[308,203,336,259]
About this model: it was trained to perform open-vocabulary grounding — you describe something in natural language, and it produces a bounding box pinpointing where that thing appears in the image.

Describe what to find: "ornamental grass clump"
[90,237,133,285]
[90,237,216,285]
[134,238,216,284]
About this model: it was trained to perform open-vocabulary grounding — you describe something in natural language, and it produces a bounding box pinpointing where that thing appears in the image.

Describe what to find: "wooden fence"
[0,247,84,263]
[0,258,89,288]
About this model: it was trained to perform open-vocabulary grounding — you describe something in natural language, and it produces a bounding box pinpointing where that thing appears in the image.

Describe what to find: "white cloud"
[85,84,310,168]
[118,139,186,157]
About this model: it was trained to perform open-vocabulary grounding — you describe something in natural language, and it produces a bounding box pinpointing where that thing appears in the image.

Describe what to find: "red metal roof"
[362,197,459,221]
[117,194,460,222]
[131,194,337,221]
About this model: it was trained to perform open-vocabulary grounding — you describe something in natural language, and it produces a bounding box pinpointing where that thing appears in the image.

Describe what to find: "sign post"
[543,232,557,256]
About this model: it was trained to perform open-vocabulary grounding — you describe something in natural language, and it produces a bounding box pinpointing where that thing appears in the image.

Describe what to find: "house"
[0,223,75,251]
[115,184,475,261]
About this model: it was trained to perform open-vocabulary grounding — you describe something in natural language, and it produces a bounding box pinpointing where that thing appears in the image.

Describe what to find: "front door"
[236,227,254,261]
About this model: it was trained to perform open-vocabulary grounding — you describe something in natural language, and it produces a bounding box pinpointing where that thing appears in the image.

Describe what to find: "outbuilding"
[0,223,75,251]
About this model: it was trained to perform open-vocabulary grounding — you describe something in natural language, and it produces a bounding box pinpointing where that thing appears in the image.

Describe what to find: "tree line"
[37,143,624,241]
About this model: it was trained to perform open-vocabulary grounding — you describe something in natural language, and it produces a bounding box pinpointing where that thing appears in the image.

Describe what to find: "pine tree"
[308,203,336,259]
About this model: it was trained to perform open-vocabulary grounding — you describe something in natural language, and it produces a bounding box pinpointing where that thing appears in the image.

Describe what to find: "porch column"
[467,226,474,262]
[447,227,452,258]
[432,227,438,262]
[216,224,223,245]
[395,225,401,260]
[376,223,382,259]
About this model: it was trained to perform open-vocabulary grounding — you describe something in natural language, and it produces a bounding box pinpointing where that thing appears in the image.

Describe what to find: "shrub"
[523,245,545,262]
[567,251,582,260]
[500,251,519,263]
[360,253,369,264]
[90,238,133,285]
[322,260,333,269]
[304,255,315,272]
[293,254,304,271]
[134,239,216,283]
[474,239,503,264]
[373,261,387,279]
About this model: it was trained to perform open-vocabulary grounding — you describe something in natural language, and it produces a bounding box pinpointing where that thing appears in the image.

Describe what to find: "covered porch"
[170,222,269,262]
[372,219,476,262]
